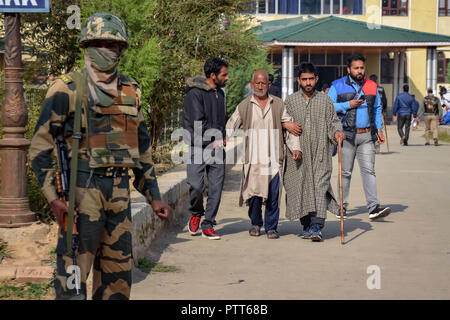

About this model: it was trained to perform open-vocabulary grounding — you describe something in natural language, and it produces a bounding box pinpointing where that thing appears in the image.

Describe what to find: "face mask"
[86,47,122,72]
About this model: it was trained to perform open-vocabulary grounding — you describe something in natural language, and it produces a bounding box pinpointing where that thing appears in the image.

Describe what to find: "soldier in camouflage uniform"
[417,88,443,146]
[29,12,170,300]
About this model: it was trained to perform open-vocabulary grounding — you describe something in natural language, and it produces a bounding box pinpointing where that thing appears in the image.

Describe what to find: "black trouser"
[247,174,280,231]
[300,213,325,230]
[397,114,412,143]
[186,148,225,230]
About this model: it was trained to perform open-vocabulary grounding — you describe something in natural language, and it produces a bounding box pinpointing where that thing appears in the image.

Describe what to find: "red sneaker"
[202,228,221,240]
[188,214,201,235]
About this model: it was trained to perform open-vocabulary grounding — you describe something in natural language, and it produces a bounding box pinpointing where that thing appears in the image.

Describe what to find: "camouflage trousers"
[55,171,133,300]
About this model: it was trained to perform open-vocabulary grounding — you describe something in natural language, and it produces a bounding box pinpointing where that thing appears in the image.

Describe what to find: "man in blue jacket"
[393,84,418,146]
[328,54,390,221]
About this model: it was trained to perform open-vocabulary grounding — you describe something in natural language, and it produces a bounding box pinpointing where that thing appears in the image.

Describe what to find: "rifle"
[55,135,81,297]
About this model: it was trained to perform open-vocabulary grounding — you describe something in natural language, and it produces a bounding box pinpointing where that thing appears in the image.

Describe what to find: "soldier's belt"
[77,159,129,177]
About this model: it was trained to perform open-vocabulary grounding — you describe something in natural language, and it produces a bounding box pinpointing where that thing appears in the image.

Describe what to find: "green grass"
[0,280,54,300]
[137,258,178,273]
[41,247,57,269]
[0,245,56,300]
[422,130,450,143]
[0,239,12,263]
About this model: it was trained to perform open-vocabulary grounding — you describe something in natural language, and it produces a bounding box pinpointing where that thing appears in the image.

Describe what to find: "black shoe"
[434,139,439,146]
[335,207,347,219]
[369,206,391,220]
[425,142,430,145]
[403,141,408,146]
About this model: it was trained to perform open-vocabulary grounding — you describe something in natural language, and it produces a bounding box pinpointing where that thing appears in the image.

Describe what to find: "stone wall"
[131,137,243,265]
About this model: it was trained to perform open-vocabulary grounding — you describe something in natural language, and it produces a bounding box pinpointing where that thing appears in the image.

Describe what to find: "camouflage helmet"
[79,12,128,48]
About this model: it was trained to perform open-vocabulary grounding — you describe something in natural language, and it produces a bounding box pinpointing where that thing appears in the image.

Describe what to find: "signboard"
[0,0,50,13]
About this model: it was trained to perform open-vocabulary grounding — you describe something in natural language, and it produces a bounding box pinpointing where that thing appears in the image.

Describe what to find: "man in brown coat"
[226,70,301,239]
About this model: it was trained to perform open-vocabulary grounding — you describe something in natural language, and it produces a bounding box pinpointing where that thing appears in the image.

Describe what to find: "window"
[380,52,408,84]
[437,51,449,83]
[380,53,394,83]
[327,52,342,65]
[310,53,325,65]
[291,50,348,92]
[439,0,450,16]
[268,52,283,65]
[300,0,320,14]
[382,0,408,16]
[280,0,299,14]
[342,0,363,15]
[247,0,363,15]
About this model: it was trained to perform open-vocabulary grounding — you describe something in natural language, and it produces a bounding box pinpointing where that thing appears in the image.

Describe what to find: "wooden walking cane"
[383,113,389,152]
[338,140,344,245]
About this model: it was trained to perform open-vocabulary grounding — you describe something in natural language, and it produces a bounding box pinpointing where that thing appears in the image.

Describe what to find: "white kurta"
[226,95,300,205]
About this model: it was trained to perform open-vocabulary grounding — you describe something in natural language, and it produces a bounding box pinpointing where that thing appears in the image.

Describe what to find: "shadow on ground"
[132,164,238,285]
[132,202,192,285]
[349,203,408,217]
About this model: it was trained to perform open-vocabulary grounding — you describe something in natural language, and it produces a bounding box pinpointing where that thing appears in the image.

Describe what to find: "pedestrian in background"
[417,88,442,146]
[268,73,282,98]
[393,84,417,146]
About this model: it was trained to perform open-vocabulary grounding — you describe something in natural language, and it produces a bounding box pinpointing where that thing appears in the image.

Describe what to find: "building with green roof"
[248,0,450,119]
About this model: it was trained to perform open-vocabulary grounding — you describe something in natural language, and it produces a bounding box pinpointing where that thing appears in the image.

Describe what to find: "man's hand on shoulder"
[151,200,171,220]
[284,122,302,136]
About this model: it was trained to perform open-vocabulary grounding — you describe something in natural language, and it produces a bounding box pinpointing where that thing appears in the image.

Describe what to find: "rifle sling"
[66,71,85,255]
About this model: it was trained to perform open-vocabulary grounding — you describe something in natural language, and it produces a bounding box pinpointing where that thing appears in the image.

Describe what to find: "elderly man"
[226,70,301,239]
[283,63,345,242]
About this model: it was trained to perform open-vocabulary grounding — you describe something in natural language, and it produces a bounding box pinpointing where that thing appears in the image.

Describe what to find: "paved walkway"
[131,125,450,300]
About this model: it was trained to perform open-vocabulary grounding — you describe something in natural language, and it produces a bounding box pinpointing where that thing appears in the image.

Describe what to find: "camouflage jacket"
[29,71,161,205]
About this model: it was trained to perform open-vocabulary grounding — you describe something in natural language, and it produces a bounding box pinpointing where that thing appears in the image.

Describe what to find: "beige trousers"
[424,115,439,142]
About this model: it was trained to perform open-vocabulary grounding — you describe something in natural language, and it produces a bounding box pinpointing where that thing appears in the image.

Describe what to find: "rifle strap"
[66,71,85,255]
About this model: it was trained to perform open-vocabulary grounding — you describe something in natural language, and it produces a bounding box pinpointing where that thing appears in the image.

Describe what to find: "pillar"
[0,14,36,227]
[288,47,294,96]
[398,51,405,92]
[282,47,288,100]
[392,51,399,106]
[431,47,437,94]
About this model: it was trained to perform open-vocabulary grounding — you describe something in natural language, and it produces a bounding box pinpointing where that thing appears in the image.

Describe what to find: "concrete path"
[131,125,450,300]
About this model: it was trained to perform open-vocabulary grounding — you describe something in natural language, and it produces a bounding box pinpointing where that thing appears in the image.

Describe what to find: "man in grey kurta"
[284,63,345,241]
[226,70,301,239]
